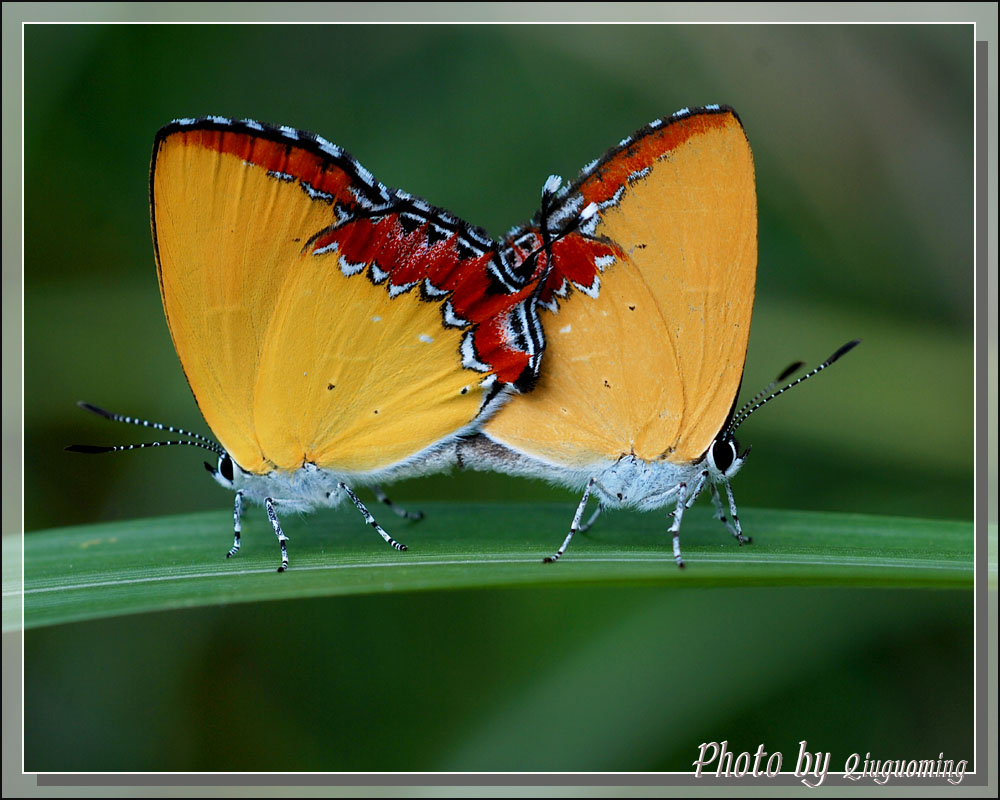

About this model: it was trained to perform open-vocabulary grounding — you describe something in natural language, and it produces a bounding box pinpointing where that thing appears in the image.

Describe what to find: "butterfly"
[68,115,597,571]
[456,105,859,567]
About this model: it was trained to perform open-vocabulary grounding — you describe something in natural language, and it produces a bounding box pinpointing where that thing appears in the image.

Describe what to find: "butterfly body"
[461,434,733,512]
[210,438,464,514]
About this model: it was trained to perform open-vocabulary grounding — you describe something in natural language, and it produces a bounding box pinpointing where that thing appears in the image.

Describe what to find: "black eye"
[712,439,735,473]
[220,455,234,481]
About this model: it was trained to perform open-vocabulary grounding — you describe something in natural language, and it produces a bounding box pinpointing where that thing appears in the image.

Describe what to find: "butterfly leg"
[722,479,750,545]
[663,470,705,521]
[338,482,408,551]
[226,490,243,558]
[545,477,596,563]
[710,482,734,536]
[265,497,289,572]
[371,484,424,521]
[710,483,739,542]
[685,470,708,508]
[577,504,603,534]
[668,482,690,569]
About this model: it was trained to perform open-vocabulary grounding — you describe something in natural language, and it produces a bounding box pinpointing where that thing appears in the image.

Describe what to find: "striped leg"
[709,483,740,543]
[545,477,596,563]
[665,471,706,522]
[226,490,243,558]
[339,482,408,551]
[371,484,424,521]
[668,482,688,569]
[265,497,289,572]
[722,479,750,545]
[685,470,708,508]
[577,504,603,534]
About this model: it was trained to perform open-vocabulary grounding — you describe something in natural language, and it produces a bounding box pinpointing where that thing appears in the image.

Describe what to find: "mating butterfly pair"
[70,106,857,571]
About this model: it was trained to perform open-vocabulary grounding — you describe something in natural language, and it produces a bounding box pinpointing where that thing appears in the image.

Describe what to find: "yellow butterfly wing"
[483,108,757,466]
[250,245,483,472]
[152,119,544,475]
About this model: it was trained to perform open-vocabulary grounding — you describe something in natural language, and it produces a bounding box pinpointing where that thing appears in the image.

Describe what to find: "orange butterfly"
[459,105,858,566]
[69,116,595,571]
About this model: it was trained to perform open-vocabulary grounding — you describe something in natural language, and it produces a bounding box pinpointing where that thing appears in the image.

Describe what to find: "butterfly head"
[706,436,750,482]
[66,401,238,489]
[204,452,247,491]
[708,340,861,480]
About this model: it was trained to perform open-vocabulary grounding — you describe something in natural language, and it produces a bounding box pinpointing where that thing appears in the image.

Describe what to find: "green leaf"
[14,503,971,631]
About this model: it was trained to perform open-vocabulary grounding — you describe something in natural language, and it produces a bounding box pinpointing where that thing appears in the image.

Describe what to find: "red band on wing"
[161,119,549,388]
[179,128,355,200]
[580,112,732,206]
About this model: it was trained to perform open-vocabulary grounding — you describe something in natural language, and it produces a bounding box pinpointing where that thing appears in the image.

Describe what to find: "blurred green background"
[23,23,974,772]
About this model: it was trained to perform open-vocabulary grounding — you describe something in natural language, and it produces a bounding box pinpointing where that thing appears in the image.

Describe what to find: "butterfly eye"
[710,438,737,474]
[219,454,234,482]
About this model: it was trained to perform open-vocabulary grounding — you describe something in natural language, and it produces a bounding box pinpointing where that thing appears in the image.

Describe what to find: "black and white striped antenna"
[725,340,860,438]
[65,401,225,457]
[734,359,806,422]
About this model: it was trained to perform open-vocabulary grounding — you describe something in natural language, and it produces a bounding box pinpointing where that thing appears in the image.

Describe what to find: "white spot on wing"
[316,137,342,158]
[339,256,365,276]
[598,185,625,210]
[443,301,469,328]
[388,281,417,298]
[422,278,449,298]
[372,316,382,322]
[301,182,334,202]
[355,163,376,186]
[279,125,299,140]
[313,241,339,256]
[573,274,601,298]
[627,166,651,183]
[461,332,490,372]
[559,324,572,334]
[418,334,434,344]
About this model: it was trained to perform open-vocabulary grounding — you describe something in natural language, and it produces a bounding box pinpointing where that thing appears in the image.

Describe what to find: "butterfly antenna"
[732,359,806,422]
[66,401,225,457]
[726,340,861,437]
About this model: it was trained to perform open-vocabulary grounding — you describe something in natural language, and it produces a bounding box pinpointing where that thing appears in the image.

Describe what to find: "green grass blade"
[15,504,971,631]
